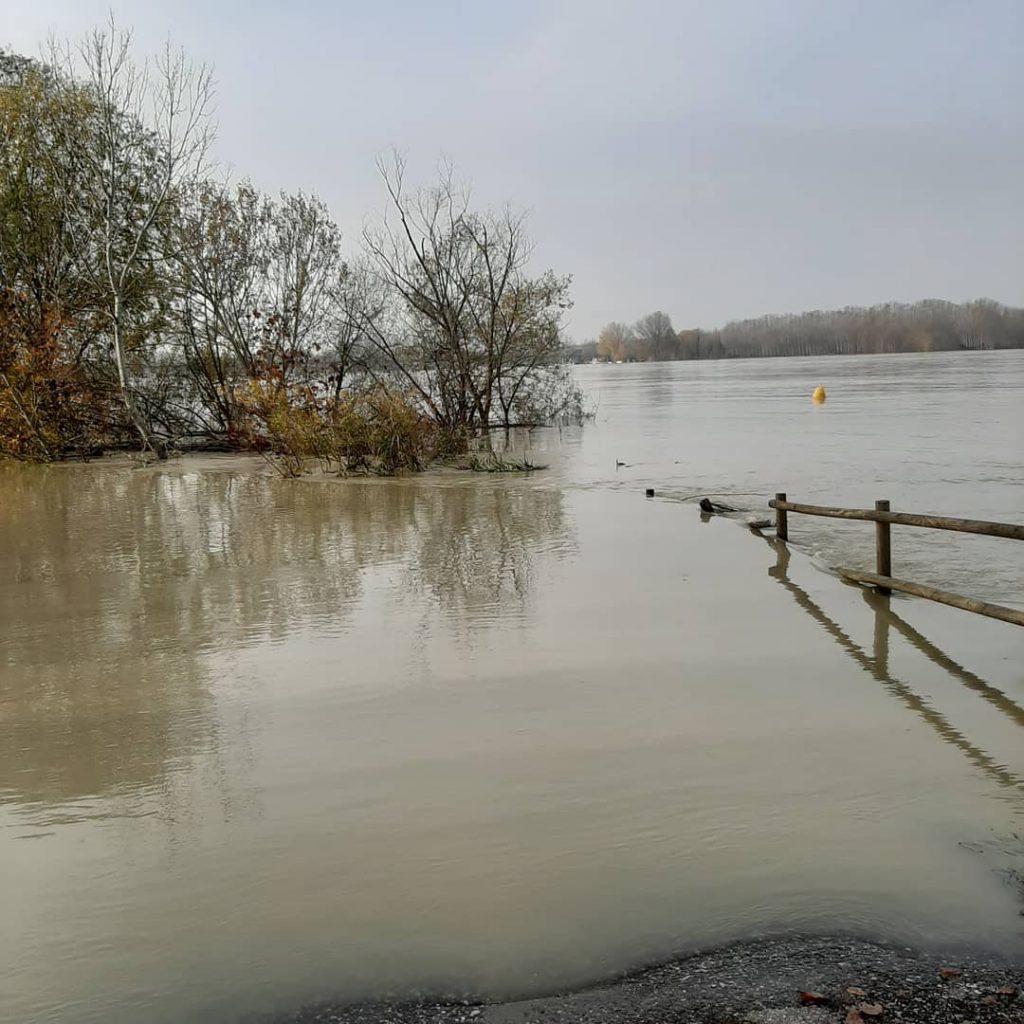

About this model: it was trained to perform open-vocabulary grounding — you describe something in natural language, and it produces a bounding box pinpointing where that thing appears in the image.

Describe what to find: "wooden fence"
[768,494,1024,627]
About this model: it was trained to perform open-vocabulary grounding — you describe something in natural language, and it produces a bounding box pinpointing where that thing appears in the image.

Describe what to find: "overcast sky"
[4,0,1022,339]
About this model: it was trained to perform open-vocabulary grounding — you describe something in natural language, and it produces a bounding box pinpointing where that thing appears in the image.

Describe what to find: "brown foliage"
[0,290,114,459]
[236,374,452,477]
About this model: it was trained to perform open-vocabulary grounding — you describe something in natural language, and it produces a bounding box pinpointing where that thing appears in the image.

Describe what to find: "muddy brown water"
[1,351,1022,1024]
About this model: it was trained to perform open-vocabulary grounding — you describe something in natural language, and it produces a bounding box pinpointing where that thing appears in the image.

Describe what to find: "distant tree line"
[571,300,1024,364]
[0,24,581,468]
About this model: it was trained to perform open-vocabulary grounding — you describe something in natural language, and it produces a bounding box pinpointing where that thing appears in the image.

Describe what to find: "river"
[571,349,1024,605]
[1,350,1022,1024]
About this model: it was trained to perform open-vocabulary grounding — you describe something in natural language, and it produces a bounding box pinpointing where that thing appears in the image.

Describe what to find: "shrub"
[236,379,447,477]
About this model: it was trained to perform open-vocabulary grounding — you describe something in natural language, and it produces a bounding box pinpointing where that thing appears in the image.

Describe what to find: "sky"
[3,0,1022,339]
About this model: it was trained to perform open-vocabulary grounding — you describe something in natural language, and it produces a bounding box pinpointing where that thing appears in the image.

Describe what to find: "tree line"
[0,23,581,469]
[572,300,1024,364]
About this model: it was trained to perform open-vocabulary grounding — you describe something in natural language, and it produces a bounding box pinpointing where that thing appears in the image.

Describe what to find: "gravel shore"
[269,937,1022,1024]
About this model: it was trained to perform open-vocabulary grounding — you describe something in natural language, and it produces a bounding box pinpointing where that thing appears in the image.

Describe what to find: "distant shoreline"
[570,345,1024,366]
[571,300,1024,365]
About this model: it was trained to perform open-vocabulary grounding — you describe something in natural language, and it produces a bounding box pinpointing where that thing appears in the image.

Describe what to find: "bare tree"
[633,311,680,361]
[48,17,214,454]
[357,154,576,430]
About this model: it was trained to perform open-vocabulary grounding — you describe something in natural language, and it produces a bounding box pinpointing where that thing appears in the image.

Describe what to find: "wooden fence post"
[775,492,788,541]
[875,499,891,593]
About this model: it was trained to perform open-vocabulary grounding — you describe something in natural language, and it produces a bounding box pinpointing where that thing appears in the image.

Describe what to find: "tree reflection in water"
[0,460,572,819]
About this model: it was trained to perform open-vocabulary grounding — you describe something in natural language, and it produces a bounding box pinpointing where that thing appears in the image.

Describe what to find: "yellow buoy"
[812,385,826,404]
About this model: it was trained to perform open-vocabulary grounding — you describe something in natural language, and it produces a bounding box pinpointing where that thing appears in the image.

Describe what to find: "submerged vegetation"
[460,452,548,473]
[235,383,445,478]
[0,26,583,471]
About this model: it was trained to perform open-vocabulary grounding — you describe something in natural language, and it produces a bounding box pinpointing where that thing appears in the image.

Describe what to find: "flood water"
[572,349,1024,606]
[1,350,1023,1024]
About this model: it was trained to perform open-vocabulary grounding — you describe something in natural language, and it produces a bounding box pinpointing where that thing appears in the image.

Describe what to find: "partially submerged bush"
[236,380,453,477]
[328,389,438,475]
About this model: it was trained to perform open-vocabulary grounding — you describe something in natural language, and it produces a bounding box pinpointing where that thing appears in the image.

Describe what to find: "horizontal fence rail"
[769,493,1023,627]
[838,570,1024,628]
[768,498,1024,542]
